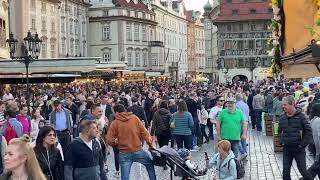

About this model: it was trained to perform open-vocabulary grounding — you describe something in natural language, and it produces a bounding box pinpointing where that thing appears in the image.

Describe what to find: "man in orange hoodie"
[106,103,156,180]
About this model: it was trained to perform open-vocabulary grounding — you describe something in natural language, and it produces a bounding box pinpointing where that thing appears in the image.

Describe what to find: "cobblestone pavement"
[106,129,317,180]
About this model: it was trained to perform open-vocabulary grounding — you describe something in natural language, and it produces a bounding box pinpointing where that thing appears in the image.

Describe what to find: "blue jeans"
[226,140,240,158]
[254,109,263,131]
[239,130,247,154]
[119,149,157,180]
[239,139,247,154]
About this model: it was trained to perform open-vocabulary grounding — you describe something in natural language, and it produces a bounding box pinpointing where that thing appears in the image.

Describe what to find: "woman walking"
[34,126,64,180]
[170,100,194,150]
[151,100,172,148]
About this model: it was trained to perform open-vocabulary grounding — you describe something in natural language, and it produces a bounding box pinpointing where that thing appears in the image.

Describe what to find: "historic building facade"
[0,0,9,59]
[150,0,188,81]
[9,0,90,59]
[211,0,273,83]
[89,0,157,71]
[203,0,218,83]
[186,10,205,79]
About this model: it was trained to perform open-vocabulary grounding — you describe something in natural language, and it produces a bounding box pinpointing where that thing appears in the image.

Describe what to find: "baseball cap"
[226,97,236,103]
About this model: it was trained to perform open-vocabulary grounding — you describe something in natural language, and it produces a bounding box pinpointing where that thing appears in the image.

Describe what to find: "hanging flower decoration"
[309,1,320,39]
[313,0,320,7]
[268,0,282,75]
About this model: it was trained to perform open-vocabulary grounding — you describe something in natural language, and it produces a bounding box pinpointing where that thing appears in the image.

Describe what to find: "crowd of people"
[0,78,318,180]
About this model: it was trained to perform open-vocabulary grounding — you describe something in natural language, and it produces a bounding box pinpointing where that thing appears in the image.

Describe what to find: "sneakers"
[113,171,120,178]
[240,153,248,160]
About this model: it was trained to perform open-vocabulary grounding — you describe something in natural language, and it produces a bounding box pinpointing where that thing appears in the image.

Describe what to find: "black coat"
[105,104,113,120]
[151,108,172,136]
[34,147,64,180]
[127,104,147,124]
[278,109,313,148]
[185,98,201,119]
[144,97,154,123]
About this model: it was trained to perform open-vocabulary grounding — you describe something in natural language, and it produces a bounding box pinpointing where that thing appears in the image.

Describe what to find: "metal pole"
[25,58,30,115]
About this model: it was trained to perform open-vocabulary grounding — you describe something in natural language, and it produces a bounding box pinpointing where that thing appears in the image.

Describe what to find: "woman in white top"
[31,108,45,142]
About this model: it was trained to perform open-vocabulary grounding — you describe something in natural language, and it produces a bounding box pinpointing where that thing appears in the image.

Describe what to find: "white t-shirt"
[84,140,93,150]
[2,93,14,102]
[100,104,107,119]
[208,106,223,124]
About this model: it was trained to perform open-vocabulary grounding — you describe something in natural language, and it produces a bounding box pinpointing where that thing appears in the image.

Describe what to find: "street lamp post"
[6,31,42,115]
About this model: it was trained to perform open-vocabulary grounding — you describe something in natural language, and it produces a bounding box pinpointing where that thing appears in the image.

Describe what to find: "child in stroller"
[151,146,207,180]
[177,148,207,177]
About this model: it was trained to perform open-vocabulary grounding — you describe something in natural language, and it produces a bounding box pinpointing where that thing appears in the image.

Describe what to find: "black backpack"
[228,158,245,179]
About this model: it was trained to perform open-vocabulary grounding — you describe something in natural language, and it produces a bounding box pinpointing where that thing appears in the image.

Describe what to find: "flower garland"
[268,0,282,75]
[309,0,320,39]
[313,0,320,6]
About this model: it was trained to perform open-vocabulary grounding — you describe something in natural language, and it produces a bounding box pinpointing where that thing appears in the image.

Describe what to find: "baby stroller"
[150,146,206,180]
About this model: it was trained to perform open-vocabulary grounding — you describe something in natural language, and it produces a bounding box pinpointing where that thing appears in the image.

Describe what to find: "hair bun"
[19,134,32,143]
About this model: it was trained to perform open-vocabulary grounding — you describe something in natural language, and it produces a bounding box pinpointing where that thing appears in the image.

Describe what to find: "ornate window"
[103,51,111,62]
[126,22,132,41]
[134,24,139,41]
[127,49,132,66]
[102,23,111,40]
[135,49,140,67]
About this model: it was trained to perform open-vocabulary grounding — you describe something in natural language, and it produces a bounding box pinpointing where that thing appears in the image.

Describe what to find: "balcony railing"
[0,29,6,48]
[148,41,164,47]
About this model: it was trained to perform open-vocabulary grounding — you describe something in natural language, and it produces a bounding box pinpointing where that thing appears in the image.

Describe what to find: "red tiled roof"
[114,0,149,11]
[214,0,273,22]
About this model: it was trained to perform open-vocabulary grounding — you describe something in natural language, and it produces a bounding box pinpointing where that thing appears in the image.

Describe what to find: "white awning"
[145,72,161,77]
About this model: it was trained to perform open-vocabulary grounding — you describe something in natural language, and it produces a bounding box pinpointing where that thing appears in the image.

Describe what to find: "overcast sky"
[184,0,208,13]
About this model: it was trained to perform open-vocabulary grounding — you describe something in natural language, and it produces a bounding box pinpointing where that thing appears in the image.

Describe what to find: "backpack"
[4,121,17,144]
[228,158,245,179]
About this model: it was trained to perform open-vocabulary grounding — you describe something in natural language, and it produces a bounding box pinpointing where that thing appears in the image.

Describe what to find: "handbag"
[170,112,177,129]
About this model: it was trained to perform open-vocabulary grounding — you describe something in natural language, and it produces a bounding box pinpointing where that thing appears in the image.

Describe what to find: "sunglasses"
[219,99,225,102]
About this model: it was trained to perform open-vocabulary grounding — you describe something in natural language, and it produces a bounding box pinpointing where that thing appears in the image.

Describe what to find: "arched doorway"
[232,75,248,82]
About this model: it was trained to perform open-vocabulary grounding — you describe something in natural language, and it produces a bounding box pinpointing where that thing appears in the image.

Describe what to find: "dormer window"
[232,10,238,15]
[135,11,138,18]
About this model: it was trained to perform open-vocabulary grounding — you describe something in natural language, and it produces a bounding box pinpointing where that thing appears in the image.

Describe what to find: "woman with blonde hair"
[207,140,237,180]
[0,135,46,180]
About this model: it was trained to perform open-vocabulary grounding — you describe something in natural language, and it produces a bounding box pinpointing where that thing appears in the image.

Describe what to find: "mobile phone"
[204,152,209,160]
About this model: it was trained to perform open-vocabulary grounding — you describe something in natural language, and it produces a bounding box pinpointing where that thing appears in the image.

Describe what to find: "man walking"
[127,96,148,126]
[186,92,201,150]
[100,95,113,120]
[235,93,250,158]
[49,100,73,155]
[106,104,156,180]
[65,120,107,180]
[278,95,313,180]
[204,91,216,140]
[252,89,265,131]
[65,97,79,137]
[216,97,247,158]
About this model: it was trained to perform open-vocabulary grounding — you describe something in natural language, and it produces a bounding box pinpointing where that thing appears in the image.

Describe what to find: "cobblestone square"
[106,129,317,180]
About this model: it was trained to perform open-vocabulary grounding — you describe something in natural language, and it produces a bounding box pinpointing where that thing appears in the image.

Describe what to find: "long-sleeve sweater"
[64,137,107,180]
[106,112,152,153]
